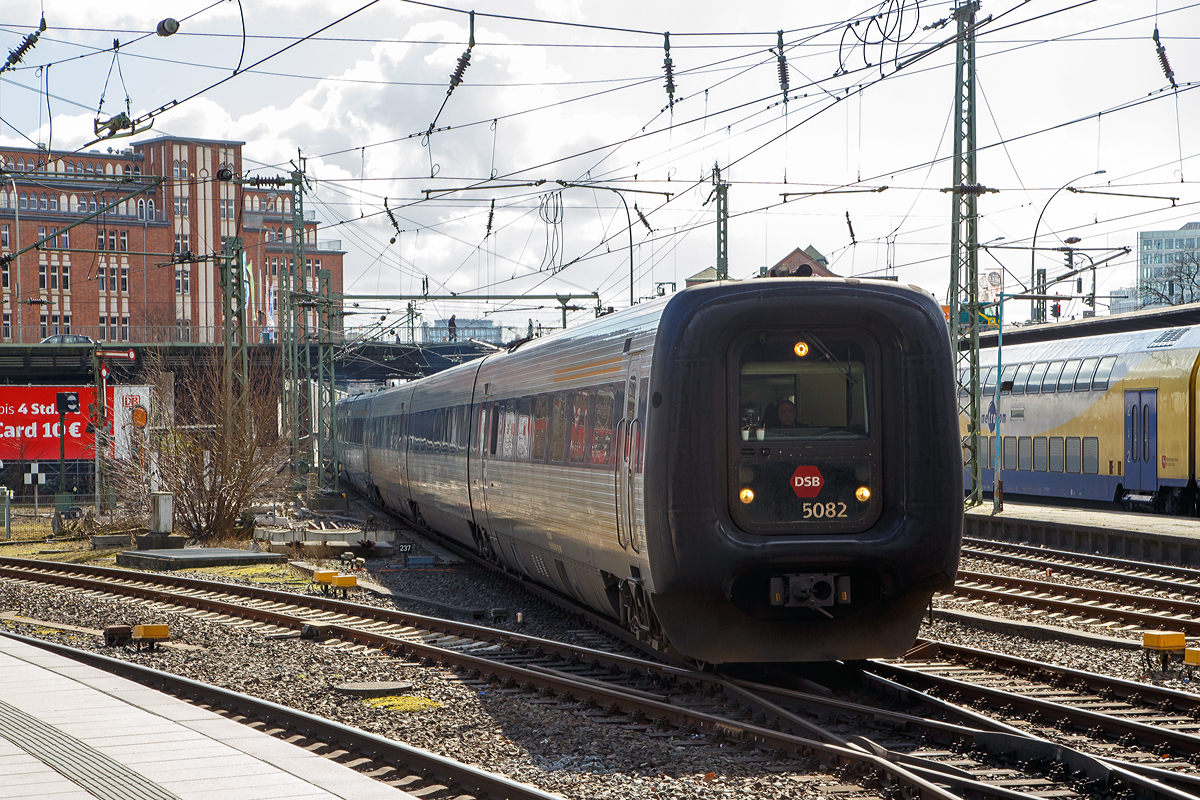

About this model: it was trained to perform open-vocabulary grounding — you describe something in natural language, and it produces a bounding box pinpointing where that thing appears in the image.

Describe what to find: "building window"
[38,263,46,289]
[108,231,116,251]
[98,264,106,291]
[87,162,94,175]
[109,266,117,293]
[271,257,277,276]
[180,160,188,178]
[174,234,182,255]
[50,265,57,290]
[66,161,74,175]
[98,229,106,251]
[109,316,118,341]
[138,199,146,219]
[40,314,48,339]
[120,231,128,252]
[1,224,6,248]
[121,316,129,341]
[2,313,8,340]
[60,229,69,249]
[48,195,57,211]
[51,314,59,335]
[39,193,47,210]
[89,197,97,212]
[182,197,188,216]
[173,197,180,216]
[19,193,27,210]
[181,233,189,254]
[15,158,23,172]
[62,314,70,334]
[148,199,155,219]
[61,264,69,291]
[121,267,128,293]
[1,261,7,288]
[134,165,141,176]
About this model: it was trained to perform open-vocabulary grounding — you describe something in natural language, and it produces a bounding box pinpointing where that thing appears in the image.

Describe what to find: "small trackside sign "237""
[790,465,824,498]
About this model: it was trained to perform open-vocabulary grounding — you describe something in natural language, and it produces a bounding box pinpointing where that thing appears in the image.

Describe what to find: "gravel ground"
[0,579,828,800]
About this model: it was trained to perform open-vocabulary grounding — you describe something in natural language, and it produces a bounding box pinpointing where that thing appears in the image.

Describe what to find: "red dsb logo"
[791,465,824,498]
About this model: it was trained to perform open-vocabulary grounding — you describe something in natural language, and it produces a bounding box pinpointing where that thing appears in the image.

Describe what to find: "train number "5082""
[802,501,848,519]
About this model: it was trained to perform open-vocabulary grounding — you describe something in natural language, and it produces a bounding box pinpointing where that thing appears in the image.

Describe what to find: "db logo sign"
[791,465,824,498]
[122,395,142,408]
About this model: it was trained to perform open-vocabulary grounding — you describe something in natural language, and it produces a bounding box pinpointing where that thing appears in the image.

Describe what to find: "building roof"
[133,135,247,147]
[684,267,722,287]
[767,246,839,277]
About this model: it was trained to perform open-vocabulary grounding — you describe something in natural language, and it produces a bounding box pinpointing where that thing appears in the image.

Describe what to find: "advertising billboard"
[0,385,103,461]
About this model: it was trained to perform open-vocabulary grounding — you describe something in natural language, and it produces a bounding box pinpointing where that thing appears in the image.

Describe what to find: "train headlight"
[855,486,871,502]
[793,341,809,357]
[739,488,755,504]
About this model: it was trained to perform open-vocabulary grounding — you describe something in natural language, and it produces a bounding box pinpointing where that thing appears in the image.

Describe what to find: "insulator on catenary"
[3,25,42,73]
[486,198,495,238]
[845,211,857,246]
[449,49,471,89]
[636,203,653,233]
[662,32,676,106]
[776,31,789,97]
[1153,28,1177,88]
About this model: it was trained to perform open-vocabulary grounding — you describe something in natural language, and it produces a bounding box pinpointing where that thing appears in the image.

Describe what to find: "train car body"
[968,324,1200,513]
[338,279,962,663]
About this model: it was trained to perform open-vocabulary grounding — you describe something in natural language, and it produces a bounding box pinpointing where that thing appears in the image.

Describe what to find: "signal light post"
[54,391,79,494]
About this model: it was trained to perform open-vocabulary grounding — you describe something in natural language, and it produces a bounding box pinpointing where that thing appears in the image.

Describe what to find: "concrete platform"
[0,634,416,800]
[116,548,286,570]
[965,502,1200,565]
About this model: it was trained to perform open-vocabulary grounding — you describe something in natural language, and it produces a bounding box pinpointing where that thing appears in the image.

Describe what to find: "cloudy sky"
[1,0,1196,332]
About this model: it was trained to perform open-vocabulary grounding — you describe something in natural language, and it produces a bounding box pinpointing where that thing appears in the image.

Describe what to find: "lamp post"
[1030,170,1104,323]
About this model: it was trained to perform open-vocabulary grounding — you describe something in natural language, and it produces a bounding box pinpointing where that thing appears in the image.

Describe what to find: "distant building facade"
[1137,222,1200,309]
[0,136,344,344]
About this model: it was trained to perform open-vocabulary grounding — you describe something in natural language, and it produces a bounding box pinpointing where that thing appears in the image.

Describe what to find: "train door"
[616,349,644,553]
[1124,390,1159,492]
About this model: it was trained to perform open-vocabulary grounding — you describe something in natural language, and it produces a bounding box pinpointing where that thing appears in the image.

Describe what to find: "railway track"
[943,568,1200,636]
[868,640,1200,793]
[962,538,1200,598]
[3,557,1198,800]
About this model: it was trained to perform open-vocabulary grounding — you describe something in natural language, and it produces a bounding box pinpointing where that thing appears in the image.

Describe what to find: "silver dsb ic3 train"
[337,279,962,663]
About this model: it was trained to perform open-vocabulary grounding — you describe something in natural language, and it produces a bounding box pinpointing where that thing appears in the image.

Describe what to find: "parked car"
[39,334,95,344]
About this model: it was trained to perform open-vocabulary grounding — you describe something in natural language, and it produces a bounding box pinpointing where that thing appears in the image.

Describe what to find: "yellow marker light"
[739,488,755,504]
[793,341,809,357]
[855,486,871,502]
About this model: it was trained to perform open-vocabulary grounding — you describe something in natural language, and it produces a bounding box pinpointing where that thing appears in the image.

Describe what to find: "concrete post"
[150,492,173,534]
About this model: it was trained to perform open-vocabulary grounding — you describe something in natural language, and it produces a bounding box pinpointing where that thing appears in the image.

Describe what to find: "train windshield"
[738,334,870,441]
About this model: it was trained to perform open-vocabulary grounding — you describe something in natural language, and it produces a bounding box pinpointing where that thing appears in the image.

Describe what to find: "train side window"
[568,391,590,463]
[1074,358,1099,391]
[503,402,518,460]
[999,364,1017,395]
[1042,362,1065,393]
[1065,437,1082,473]
[1091,356,1117,391]
[1048,436,1065,472]
[1026,362,1048,395]
[1082,437,1099,474]
[1057,360,1082,392]
[1012,363,1033,395]
[1017,437,1032,470]
[1003,436,1017,471]
[516,397,532,461]
[590,387,615,466]
[983,436,992,470]
[489,403,501,456]
[532,395,549,461]
[1033,437,1048,471]
[981,366,997,395]
[549,394,567,462]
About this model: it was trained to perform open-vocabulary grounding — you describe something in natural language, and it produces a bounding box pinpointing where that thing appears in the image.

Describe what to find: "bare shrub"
[107,349,290,541]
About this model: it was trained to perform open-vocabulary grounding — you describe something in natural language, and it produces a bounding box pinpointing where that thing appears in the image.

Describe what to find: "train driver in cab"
[776,400,799,428]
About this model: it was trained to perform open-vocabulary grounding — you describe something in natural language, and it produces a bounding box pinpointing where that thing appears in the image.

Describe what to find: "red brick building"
[0,136,344,344]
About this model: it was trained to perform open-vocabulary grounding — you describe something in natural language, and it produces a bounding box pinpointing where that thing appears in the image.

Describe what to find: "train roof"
[979,322,1200,365]
[978,301,1200,349]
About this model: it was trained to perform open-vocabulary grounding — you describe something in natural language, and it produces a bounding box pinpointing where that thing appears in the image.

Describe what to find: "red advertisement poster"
[0,386,105,461]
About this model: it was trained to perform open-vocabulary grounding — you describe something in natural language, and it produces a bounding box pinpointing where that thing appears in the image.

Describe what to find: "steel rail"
[872,643,1200,758]
[0,630,564,800]
[963,538,1200,583]
[949,570,1200,634]
[0,561,962,800]
[961,546,1200,597]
